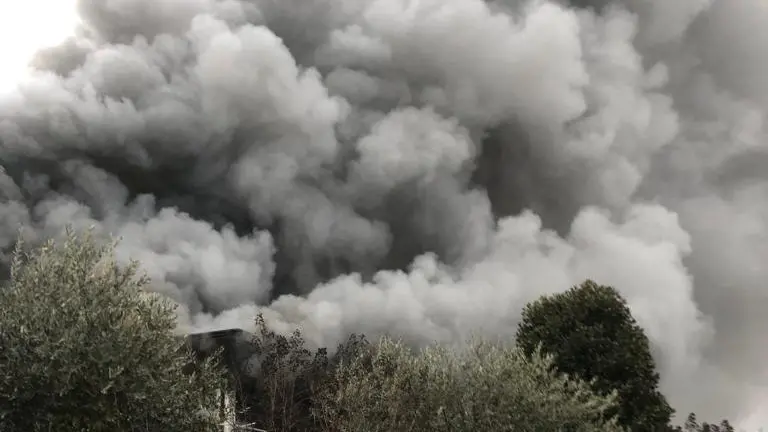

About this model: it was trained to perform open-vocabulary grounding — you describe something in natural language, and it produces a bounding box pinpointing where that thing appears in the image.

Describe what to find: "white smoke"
[1,0,766,426]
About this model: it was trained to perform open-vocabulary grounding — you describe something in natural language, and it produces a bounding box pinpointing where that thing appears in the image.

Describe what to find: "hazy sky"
[0,0,79,92]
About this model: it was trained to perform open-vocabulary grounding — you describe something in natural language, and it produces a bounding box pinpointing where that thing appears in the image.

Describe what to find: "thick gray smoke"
[1,0,767,426]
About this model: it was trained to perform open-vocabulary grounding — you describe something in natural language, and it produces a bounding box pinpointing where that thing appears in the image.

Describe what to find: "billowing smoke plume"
[1,0,767,425]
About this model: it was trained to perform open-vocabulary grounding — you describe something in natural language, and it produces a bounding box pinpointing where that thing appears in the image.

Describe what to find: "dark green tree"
[0,231,229,431]
[515,280,673,431]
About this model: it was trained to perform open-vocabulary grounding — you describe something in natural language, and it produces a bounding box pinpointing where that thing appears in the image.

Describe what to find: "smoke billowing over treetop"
[1,0,766,424]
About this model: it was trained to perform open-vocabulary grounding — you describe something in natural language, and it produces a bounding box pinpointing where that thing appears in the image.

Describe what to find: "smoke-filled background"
[1,0,767,426]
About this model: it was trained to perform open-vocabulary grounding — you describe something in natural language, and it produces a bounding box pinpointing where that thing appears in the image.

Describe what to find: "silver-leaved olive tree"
[0,230,230,431]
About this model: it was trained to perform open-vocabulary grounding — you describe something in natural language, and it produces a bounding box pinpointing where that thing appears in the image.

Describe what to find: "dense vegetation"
[0,231,230,431]
[313,337,622,432]
[0,233,737,431]
[516,281,734,432]
[516,280,673,430]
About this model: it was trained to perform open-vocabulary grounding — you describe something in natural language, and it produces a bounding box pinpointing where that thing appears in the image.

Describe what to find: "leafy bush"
[313,336,625,432]
[516,280,673,431]
[0,231,229,431]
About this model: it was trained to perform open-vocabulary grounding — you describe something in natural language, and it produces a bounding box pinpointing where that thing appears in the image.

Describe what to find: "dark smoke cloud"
[1,0,766,426]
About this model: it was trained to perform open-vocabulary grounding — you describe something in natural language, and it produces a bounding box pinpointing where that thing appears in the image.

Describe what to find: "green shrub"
[0,230,229,431]
[313,336,624,432]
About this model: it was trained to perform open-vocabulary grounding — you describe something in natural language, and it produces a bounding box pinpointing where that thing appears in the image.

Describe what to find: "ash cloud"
[1,0,767,426]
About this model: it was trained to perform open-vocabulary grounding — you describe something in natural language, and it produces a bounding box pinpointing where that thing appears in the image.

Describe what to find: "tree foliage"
[515,280,673,431]
[0,231,229,431]
[228,314,370,432]
[236,314,332,431]
[313,336,625,432]
[671,413,735,432]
